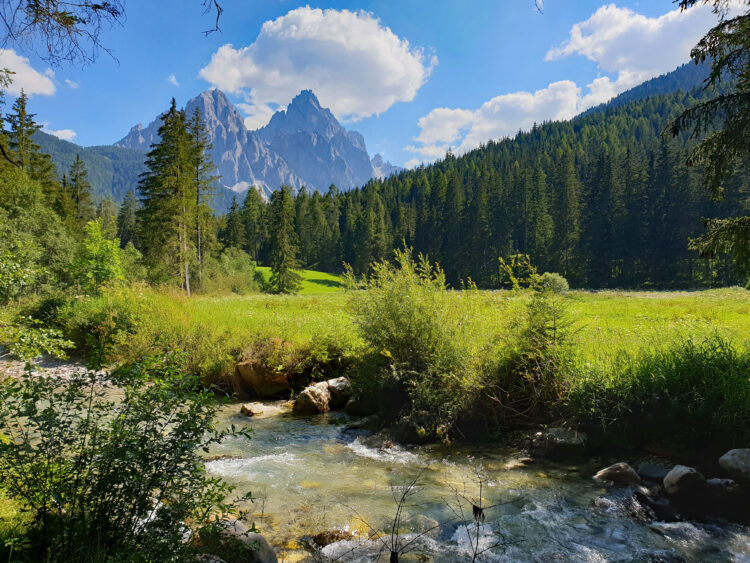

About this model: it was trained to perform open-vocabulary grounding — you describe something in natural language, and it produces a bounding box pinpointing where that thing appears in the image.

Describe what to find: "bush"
[346,249,476,440]
[202,248,259,295]
[566,337,750,449]
[0,354,251,562]
[537,272,569,294]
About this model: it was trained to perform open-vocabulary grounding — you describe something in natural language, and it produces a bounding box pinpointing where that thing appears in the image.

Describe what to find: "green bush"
[0,354,251,562]
[566,336,750,449]
[537,272,569,294]
[202,248,259,295]
[347,249,476,440]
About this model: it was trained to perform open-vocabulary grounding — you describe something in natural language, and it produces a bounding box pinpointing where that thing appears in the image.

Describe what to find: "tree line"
[216,86,748,289]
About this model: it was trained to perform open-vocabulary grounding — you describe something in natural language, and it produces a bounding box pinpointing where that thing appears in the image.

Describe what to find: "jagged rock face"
[371,153,403,179]
[114,89,401,199]
[257,90,376,191]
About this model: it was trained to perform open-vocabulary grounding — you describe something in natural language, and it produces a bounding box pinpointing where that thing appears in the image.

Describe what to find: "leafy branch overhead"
[0,0,224,65]
[668,0,750,273]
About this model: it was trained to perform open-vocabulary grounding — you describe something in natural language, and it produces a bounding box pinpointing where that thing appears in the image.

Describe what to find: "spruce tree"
[268,186,302,294]
[6,90,59,201]
[242,187,267,261]
[116,191,139,248]
[69,154,96,227]
[187,108,218,288]
[137,99,196,294]
[221,196,245,249]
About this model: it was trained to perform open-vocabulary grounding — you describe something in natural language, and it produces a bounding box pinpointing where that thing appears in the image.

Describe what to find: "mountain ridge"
[115,89,401,198]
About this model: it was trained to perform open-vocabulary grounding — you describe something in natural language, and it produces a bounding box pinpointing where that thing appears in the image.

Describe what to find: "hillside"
[259,76,747,289]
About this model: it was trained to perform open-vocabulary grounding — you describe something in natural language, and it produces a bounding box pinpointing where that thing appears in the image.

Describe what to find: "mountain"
[116,90,305,198]
[35,131,146,202]
[115,89,401,198]
[581,62,711,117]
[371,154,403,179]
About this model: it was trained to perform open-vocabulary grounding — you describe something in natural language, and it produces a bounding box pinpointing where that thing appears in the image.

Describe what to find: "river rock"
[531,428,587,460]
[635,461,671,482]
[215,519,277,563]
[234,360,291,399]
[594,462,641,487]
[326,377,352,409]
[663,465,705,495]
[719,449,750,483]
[345,395,378,417]
[411,514,441,538]
[240,403,263,417]
[293,382,331,414]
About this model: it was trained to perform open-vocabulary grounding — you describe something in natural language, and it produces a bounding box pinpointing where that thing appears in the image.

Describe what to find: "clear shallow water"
[206,403,750,562]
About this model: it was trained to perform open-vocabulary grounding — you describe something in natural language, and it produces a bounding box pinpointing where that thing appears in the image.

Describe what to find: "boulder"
[593,462,641,487]
[215,519,277,563]
[719,449,750,483]
[293,382,331,414]
[663,465,705,496]
[240,403,264,417]
[345,396,379,417]
[635,461,671,483]
[326,377,352,409]
[234,360,291,399]
[531,428,587,460]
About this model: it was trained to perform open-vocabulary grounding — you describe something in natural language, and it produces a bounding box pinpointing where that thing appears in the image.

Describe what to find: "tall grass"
[25,278,750,447]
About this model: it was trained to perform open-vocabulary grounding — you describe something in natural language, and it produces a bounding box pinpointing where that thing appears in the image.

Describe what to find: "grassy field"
[52,282,750,382]
[254,266,345,294]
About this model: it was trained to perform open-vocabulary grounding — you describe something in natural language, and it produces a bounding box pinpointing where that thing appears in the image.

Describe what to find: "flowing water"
[206,402,750,562]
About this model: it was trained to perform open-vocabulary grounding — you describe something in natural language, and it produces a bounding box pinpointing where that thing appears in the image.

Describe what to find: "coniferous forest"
[222,83,749,289]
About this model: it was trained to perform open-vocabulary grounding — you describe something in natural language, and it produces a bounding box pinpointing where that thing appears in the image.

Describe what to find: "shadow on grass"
[305,277,344,290]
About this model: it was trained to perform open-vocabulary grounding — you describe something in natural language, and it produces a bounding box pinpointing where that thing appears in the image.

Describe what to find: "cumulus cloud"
[167,73,179,87]
[65,78,79,89]
[199,7,436,129]
[408,2,725,162]
[0,49,55,96]
[41,122,76,141]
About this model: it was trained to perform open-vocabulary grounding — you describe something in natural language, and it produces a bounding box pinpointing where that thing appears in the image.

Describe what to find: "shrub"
[0,354,252,562]
[74,219,124,294]
[537,272,569,294]
[346,249,476,439]
[203,248,259,295]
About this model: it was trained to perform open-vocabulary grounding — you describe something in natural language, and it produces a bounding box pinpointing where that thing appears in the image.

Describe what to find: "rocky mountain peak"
[115,88,403,203]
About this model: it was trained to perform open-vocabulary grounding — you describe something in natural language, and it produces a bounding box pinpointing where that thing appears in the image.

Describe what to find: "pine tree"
[116,191,139,248]
[221,196,245,249]
[6,90,59,200]
[137,99,196,294]
[187,108,218,288]
[268,186,302,294]
[242,187,267,262]
[69,154,96,227]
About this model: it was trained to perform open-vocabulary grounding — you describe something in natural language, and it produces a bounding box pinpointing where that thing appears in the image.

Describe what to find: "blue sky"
[0,0,728,167]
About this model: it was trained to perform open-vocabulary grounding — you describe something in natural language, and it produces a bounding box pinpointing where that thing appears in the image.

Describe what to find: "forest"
[1,0,750,561]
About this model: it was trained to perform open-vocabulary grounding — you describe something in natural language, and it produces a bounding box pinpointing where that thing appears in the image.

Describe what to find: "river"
[206,401,750,562]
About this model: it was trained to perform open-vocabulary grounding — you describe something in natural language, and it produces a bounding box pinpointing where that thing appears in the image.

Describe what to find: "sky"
[0,0,732,168]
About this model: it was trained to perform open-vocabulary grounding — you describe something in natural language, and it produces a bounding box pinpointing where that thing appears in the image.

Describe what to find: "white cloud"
[408,2,726,162]
[167,73,179,87]
[64,78,79,89]
[0,49,55,96]
[41,122,76,141]
[199,7,436,129]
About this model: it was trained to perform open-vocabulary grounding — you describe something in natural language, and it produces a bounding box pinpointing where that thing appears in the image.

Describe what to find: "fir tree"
[221,196,245,249]
[268,186,302,294]
[69,154,96,227]
[116,190,139,248]
[137,99,196,294]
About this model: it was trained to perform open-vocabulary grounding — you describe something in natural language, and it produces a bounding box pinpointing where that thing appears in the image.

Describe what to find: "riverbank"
[31,284,750,452]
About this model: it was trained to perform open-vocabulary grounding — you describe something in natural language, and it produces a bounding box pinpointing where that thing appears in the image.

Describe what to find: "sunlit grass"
[254,266,345,294]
